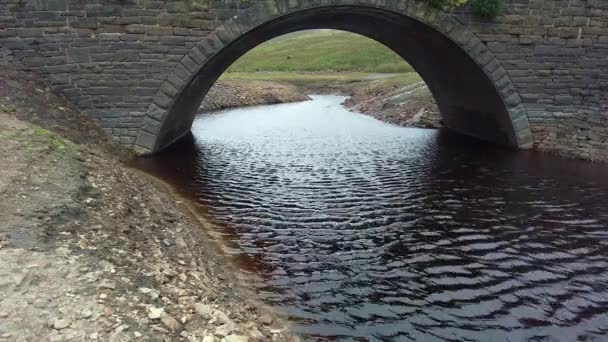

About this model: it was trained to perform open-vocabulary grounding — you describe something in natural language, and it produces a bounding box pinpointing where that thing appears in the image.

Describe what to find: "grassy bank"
[222,71,381,84]
[221,71,423,87]
[227,30,413,74]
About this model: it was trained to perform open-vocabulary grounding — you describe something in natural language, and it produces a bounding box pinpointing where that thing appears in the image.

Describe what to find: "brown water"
[136,95,608,341]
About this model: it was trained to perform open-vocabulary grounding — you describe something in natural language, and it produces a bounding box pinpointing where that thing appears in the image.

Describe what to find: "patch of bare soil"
[0,67,296,341]
[201,80,310,113]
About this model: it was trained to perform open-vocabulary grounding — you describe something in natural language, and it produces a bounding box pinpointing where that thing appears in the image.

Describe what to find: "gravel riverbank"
[0,67,295,342]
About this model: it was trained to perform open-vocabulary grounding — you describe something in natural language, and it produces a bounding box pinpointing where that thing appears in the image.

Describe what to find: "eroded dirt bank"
[342,79,441,129]
[0,68,294,342]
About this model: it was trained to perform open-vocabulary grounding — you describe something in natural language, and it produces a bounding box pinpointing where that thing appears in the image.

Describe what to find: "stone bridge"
[0,0,606,159]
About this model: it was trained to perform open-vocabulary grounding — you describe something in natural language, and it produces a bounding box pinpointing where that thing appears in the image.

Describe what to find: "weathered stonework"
[0,0,606,160]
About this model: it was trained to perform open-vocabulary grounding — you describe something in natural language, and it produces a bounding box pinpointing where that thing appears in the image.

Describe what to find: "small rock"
[53,319,71,330]
[89,332,99,340]
[148,307,164,320]
[175,236,188,248]
[202,336,215,342]
[194,304,213,318]
[98,280,116,290]
[1,333,12,339]
[248,328,264,341]
[109,325,128,342]
[224,335,249,342]
[133,331,142,338]
[151,325,170,333]
[213,309,231,324]
[48,334,62,342]
[99,293,108,300]
[139,287,159,300]
[0,312,8,319]
[81,309,93,319]
[259,313,273,326]
[214,322,236,337]
[160,313,182,331]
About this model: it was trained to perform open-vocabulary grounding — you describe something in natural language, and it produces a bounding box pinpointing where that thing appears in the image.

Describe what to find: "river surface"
[137,95,608,341]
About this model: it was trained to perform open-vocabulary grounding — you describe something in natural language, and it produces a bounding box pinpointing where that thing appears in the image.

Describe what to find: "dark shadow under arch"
[149,5,527,153]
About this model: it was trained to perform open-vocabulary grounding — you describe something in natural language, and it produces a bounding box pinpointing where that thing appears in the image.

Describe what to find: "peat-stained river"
[137,95,608,341]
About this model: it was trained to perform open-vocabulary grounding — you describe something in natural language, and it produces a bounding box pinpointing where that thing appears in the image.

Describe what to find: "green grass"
[32,127,74,160]
[227,30,414,74]
[221,72,426,92]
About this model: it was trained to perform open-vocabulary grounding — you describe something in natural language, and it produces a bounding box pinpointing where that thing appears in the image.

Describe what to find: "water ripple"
[139,95,608,341]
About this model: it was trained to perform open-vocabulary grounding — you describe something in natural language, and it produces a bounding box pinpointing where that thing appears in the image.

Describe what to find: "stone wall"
[0,0,251,145]
[0,0,607,160]
[464,0,608,161]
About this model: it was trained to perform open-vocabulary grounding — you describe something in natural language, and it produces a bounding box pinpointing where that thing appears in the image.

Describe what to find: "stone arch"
[134,0,533,154]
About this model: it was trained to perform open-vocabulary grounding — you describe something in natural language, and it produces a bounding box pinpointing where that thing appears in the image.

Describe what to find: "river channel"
[137,95,608,341]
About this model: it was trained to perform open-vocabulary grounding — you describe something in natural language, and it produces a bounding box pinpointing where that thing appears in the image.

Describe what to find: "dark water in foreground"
[137,95,608,341]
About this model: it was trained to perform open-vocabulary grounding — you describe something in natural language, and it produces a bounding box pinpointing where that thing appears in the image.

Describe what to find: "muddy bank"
[0,67,294,341]
[201,80,310,113]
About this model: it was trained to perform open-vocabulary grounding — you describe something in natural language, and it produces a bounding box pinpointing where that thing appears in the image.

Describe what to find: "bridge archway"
[135,1,533,154]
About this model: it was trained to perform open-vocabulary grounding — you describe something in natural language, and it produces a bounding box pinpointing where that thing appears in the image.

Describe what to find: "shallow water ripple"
[140,95,608,341]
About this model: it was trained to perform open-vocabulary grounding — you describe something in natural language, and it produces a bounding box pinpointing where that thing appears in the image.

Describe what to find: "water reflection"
[136,95,608,341]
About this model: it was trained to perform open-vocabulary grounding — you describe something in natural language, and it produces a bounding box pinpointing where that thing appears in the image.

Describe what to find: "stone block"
[554,95,573,105]
[145,25,173,36]
[66,47,90,63]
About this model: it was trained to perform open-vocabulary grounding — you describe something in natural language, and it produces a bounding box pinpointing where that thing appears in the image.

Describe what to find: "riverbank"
[201,80,310,112]
[0,67,294,341]
[203,72,442,129]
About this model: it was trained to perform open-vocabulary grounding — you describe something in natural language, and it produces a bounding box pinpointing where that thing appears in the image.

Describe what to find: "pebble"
[98,280,116,290]
[134,331,142,338]
[89,332,99,340]
[160,313,182,331]
[138,287,152,294]
[52,319,71,330]
[202,336,215,342]
[194,303,213,318]
[248,328,264,340]
[0,312,8,319]
[214,322,236,337]
[213,309,231,324]
[139,287,159,300]
[175,236,187,248]
[224,335,249,342]
[48,335,63,342]
[148,307,164,320]
[259,313,273,325]
[81,309,93,319]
